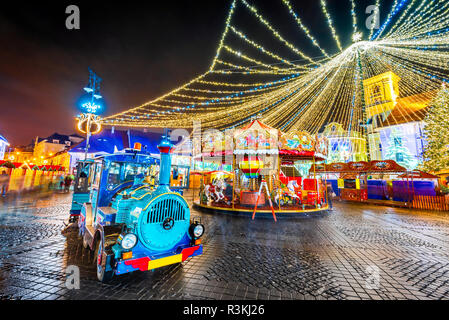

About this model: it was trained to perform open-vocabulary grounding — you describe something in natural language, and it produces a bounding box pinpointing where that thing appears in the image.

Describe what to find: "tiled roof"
[38,133,71,143]
[379,90,437,128]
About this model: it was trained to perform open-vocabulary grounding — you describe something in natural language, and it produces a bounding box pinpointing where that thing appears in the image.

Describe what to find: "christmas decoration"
[421,83,449,172]
[101,0,449,142]
[383,128,418,170]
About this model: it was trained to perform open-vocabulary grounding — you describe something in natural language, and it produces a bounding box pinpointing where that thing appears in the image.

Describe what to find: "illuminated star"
[352,32,363,42]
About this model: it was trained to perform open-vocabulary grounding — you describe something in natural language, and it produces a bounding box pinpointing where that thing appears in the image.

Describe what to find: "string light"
[350,0,359,42]
[103,0,449,138]
[320,0,343,51]
[281,0,331,58]
[372,0,408,40]
[383,0,418,39]
[228,26,307,67]
[210,0,238,71]
[240,0,319,65]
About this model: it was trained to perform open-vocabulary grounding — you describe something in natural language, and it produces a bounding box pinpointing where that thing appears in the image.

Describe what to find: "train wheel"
[95,240,113,283]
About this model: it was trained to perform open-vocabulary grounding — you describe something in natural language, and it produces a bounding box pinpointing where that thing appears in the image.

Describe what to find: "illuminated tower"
[363,71,401,129]
[363,71,401,160]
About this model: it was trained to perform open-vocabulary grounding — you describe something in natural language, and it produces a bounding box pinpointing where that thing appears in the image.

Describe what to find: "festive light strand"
[320,0,343,51]
[103,0,449,137]
[281,0,331,58]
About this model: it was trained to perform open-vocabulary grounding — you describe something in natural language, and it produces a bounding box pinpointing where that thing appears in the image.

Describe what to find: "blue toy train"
[70,133,204,282]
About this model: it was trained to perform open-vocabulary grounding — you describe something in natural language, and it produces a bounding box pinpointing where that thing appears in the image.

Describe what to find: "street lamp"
[76,68,104,160]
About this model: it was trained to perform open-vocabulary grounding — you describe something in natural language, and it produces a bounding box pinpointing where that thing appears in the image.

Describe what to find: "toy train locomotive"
[71,134,204,282]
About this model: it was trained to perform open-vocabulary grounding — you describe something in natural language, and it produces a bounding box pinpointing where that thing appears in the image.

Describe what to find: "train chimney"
[157,130,173,192]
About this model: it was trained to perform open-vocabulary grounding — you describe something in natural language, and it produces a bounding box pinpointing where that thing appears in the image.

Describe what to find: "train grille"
[146,197,186,224]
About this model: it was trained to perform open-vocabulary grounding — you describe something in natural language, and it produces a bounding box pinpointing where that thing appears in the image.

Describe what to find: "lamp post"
[77,68,103,160]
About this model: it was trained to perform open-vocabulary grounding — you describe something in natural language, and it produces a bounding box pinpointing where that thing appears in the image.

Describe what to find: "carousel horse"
[205,179,226,202]
[274,182,300,205]
[287,180,301,194]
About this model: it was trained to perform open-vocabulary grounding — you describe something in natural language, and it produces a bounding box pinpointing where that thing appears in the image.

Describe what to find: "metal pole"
[232,154,235,210]
[278,155,281,211]
[84,114,91,161]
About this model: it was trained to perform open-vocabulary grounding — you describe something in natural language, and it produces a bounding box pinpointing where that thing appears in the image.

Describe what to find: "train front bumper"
[115,245,203,275]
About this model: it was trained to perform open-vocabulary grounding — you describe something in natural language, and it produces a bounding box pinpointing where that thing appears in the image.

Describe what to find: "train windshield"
[107,162,152,189]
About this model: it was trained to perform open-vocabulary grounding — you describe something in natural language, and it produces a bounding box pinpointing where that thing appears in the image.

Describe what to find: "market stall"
[311,160,434,205]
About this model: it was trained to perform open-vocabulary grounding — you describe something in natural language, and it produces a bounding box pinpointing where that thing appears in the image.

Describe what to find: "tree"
[383,128,418,170]
[421,83,449,173]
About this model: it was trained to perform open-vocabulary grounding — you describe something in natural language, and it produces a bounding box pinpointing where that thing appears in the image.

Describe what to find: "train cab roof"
[93,147,160,165]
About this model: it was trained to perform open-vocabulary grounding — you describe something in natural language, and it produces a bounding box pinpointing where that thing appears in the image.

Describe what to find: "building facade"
[320,72,434,170]
[0,133,9,160]
[363,72,434,170]
[33,133,84,161]
[321,122,368,163]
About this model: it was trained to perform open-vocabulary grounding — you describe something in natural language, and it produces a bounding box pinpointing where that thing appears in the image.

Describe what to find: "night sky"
[0,0,393,146]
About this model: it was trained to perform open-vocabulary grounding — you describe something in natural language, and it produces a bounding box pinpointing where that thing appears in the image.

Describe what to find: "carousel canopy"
[234,120,279,155]
[279,130,328,161]
[199,119,328,161]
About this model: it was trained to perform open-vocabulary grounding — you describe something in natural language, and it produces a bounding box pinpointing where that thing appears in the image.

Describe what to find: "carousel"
[192,120,329,218]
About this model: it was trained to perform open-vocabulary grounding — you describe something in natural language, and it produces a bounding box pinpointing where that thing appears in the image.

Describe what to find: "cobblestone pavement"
[1,191,449,300]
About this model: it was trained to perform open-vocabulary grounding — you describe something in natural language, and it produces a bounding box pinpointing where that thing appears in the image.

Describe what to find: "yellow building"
[47,150,71,171]
[363,71,436,169]
[363,71,401,129]
[5,150,33,163]
[32,133,84,168]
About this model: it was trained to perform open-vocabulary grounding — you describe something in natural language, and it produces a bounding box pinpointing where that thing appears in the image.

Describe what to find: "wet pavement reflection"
[1,189,449,300]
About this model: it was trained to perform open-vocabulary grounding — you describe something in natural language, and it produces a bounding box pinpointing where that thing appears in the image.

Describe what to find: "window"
[370,85,382,103]
[107,162,121,186]
[123,163,151,181]
[53,139,59,144]
[93,163,103,187]
[106,162,152,189]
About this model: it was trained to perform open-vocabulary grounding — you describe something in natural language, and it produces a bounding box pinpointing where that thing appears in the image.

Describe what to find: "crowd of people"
[0,169,75,198]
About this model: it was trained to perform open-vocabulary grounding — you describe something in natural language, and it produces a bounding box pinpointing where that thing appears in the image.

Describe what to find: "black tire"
[69,216,78,224]
[95,240,114,283]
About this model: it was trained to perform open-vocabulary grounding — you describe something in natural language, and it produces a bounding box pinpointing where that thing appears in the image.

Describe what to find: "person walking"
[58,174,65,192]
[64,175,73,193]
[0,170,11,197]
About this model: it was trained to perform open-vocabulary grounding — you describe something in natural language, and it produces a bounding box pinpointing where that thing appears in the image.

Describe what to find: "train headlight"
[121,233,137,250]
[189,223,205,239]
